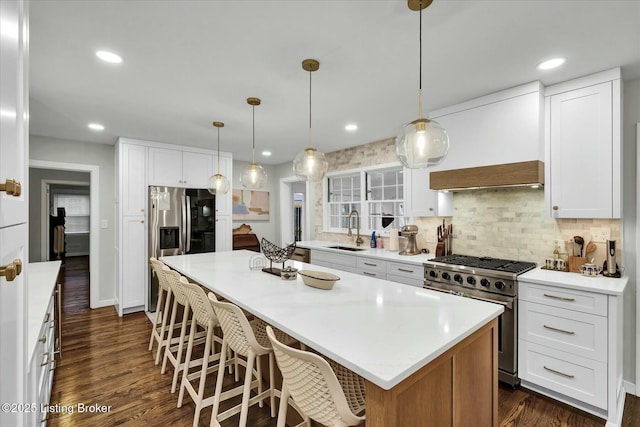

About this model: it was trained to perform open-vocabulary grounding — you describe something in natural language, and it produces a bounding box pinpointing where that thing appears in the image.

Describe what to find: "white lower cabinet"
[518,278,624,426]
[310,250,357,274]
[386,261,424,287]
[357,257,386,279]
[119,216,146,312]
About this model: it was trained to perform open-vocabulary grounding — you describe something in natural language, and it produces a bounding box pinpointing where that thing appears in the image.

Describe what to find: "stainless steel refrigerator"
[148,186,216,311]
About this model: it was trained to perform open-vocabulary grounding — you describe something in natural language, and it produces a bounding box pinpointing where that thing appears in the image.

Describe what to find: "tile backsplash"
[413,188,621,267]
[312,137,621,268]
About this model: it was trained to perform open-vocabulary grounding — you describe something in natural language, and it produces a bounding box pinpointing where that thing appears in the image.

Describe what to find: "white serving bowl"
[298,270,340,290]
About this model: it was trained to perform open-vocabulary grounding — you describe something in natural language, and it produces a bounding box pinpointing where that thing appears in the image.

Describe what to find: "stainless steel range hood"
[429,160,544,191]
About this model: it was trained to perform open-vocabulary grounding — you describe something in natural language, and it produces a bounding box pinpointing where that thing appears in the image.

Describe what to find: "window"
[53,192,90,234]
[324,164,408,235]
[327,173,361,229]
[366,168,407,231]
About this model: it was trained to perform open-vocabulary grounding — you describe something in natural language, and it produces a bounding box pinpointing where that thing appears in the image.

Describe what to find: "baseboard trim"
[624,380,637,396]
[92,299,114,309]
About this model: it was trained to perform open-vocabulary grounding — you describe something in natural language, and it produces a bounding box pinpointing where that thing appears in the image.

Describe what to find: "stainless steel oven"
[423,255,536,387]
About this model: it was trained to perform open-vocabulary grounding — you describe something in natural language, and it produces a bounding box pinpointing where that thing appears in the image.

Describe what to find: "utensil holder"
[568,256,587,273]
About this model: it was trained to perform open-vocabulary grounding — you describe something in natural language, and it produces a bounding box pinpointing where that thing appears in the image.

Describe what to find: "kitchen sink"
[327,245,367,252]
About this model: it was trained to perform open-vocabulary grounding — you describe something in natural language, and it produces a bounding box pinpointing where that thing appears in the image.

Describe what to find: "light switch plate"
[100,219,109,229]
[590,227,610,243]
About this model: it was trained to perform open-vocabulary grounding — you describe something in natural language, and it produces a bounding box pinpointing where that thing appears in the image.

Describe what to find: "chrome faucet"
[347,210,364,246]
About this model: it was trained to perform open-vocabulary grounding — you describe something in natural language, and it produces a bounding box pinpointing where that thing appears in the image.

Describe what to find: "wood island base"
[365,319,498,427]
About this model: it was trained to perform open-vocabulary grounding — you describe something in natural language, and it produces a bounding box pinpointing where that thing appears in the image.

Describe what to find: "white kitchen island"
[161,250,503,426]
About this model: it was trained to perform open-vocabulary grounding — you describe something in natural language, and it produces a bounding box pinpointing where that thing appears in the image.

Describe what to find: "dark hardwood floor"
[49,256,639,426]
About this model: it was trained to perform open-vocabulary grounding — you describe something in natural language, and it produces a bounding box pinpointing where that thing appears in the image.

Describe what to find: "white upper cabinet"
[405,168,452,217]
[428,82,544,172]
[117,142,147,216]
[148,147,213,188]
[544,68,621,218]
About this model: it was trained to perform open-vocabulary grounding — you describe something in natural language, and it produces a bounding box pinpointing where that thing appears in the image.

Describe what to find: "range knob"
[454,274,463,284]
[429,270,438,279]
[466,276,476,285]
[495,281,506,290]
[480,278,491,287]
[442,272,451,280]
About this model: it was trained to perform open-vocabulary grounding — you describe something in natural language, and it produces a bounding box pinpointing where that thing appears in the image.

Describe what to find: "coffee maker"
[399,225,421,256]
[602,239,621,277]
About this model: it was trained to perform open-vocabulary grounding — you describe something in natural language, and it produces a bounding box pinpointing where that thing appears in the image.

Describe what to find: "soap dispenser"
[370,231,376,248]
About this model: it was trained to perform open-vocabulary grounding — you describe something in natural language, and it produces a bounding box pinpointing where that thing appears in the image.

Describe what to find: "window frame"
[322,162,407,236]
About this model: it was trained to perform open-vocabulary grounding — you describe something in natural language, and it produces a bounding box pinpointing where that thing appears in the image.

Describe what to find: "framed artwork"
[232,189,270,221]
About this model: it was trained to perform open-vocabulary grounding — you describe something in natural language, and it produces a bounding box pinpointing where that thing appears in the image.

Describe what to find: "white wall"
[29,135,115,305]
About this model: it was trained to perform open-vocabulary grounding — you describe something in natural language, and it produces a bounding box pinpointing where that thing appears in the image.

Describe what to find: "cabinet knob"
[0,178,22,197]
[141,220,145,223]
[140,209,145,212]
[552,205,559,211]
[429,208,434,211]
[0,259,22,282]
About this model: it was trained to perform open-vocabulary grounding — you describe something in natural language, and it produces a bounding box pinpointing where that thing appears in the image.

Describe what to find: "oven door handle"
[422,284,513,310]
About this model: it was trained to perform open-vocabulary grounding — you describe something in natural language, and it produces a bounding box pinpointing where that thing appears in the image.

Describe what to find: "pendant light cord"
[216,127,221,172]
[252,104,256,163]
[418,0,423,119]
[308,68,313,148]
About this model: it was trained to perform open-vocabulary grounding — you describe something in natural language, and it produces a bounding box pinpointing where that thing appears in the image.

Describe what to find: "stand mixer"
[399,225,421,256]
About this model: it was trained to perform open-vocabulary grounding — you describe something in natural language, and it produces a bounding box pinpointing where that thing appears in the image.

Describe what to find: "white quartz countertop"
[519,267,627,295]
[296,240,435,265]
[161,250,502,390]
[28,261,61,359]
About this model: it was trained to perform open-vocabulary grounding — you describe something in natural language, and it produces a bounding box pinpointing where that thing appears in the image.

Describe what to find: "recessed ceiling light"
[96,50,123,64]
[88,123,104,131]
[345,123,358,132]
[537,57,566,70]
[261,150,272,157]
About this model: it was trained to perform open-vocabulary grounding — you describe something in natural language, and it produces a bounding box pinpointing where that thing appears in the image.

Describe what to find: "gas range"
[423,254,537,297]
[423,254,536,387]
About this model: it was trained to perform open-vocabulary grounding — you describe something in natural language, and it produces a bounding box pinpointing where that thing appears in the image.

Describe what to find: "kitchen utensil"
[573,236,584,256]
[585,241,597,256]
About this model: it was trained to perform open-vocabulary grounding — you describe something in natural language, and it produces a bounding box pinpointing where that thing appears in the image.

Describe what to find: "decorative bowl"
[298,270,340,290]
[280,267,298,281]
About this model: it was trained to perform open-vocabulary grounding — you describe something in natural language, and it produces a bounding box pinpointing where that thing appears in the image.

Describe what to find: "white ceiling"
[29,0,640,165]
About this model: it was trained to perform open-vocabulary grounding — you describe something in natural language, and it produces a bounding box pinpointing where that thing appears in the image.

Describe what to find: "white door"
[0,0,29,424]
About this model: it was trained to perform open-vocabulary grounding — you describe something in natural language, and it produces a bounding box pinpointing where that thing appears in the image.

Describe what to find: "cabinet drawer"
[311,250,356,268]
[386,273,424,288]
[519,340,606,409]
[387,261,423,280]
[519,281,607,316]
[520,301,607,362]
[357,257,386,273]
[357,269,385,280]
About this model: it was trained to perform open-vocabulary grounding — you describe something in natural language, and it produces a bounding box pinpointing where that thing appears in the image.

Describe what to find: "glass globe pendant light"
[396,0,449,169]
[240,97,268,189]
[207,121,231,195]
[293,59,328,181]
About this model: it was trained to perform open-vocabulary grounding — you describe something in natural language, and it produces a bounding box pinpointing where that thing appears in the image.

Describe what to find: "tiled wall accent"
[314,138,622,268]
[413,188,621,266]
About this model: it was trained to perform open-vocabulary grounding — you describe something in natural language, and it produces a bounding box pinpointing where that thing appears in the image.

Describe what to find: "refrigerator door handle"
[184,195,191,253]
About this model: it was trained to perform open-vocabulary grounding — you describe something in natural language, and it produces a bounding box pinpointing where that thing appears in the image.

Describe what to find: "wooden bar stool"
[161,270,207,393]
[177,281,227,427]
[208,293,279,427]
[148,258,174,365]
[266,325,366,427]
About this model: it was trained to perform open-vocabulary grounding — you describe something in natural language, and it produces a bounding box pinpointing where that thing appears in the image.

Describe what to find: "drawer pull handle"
[50,360,56,372]
[398,268,415,273]
[543,293,575,302]
[543,365,575,378]
[543,325,575,335]
[363,262,377,267]
[39,335,46,343]
[41,352,50,367]
[363,272,376,276]
[0,259,22,282]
